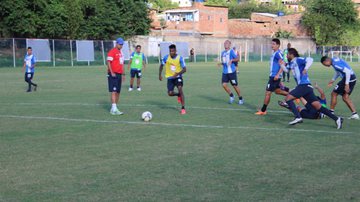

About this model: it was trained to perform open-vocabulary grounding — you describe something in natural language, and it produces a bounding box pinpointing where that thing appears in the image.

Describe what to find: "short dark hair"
[136,45,141,49]
[272,38,280,45]
[27,47,32,50]
[320,56,328,63]
[288,48,299,57]
[169,44,176,50]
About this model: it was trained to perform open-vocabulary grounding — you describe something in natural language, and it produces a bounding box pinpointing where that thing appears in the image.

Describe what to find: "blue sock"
[286,100,301,118]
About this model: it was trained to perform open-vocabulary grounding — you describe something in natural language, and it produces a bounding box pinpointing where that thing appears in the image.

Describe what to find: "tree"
[229,1,286,19]
[148,0,178,11]
[0,0,152,40]
[302,0,359,45]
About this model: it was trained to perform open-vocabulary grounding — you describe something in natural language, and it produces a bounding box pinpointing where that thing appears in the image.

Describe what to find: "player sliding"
[256,38,288,115]
[282,48,343,129]
[279,82,328,119]
[159,44,187,115]
[321,56,359,119]
[219,40,243,104]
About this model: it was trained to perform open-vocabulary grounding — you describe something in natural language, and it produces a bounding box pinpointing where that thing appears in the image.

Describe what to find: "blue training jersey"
[221,49,237,74]
[331,57,355,80]
[289,57,312,85]
[24,54,36,73]
[269,50,283,77]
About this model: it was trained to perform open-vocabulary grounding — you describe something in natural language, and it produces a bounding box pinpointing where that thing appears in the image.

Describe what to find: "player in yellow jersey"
[159,44,187,115]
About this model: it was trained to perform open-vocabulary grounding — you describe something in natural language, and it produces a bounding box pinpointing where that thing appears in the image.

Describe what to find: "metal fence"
[1,38,360,68]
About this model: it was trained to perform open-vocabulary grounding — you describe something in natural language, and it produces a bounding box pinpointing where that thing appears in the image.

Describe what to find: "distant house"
[151,2,228,37]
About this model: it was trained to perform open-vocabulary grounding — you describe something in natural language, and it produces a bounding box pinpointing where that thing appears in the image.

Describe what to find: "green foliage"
[148,0,178,11]
[229,1,286,19]
[0,0,151,40]
[302,0,359,45]
[275,29,293,39]
[205,0,228,6]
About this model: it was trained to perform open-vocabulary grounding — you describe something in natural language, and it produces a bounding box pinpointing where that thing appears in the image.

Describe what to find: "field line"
[2,102,291,114]
[0,114,353,135]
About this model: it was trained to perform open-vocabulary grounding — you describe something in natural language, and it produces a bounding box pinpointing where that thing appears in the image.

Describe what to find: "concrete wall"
[129,35,316,58]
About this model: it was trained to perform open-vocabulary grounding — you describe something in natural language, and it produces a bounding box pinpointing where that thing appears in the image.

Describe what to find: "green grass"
[0,62,359,201]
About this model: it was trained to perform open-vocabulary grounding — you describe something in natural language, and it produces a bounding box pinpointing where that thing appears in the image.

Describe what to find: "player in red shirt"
[107,38,125,115]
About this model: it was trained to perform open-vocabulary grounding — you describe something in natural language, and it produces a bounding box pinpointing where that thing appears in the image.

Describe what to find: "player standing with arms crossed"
[128,45,146,92]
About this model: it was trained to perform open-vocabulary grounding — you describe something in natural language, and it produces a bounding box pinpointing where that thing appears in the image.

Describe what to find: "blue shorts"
[290,84,318,104]
[24,72,34,81]
[130,69,142,78]
[222,72,238,86]
[300,102,320,119]
[167,77,183,92]
[107,73,122,93]
[333,75,356,95]
[266,77,281,92]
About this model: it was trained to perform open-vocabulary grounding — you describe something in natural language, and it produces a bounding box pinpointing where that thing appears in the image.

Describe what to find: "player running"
[256,38,288,115]
[159,44,187,115]
[219,40,243,105]
[282,48,343,129]
[321,56,359,119]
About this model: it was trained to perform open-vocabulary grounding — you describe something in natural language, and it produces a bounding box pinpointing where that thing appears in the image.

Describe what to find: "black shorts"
[290,84,319,104]
[222,72,238,86]
[300,102,320,119]
[130,69,142,78]
[333,75,356,95]
[167,77,183,92]
[25,72,34,81]
[107,73,122,93]
[266,77,281,92]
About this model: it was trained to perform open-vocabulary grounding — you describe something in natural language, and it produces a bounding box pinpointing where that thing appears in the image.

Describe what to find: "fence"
[1,37,360,68]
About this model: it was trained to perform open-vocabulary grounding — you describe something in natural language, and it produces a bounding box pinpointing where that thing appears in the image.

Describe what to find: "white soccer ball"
[141,111,152,122]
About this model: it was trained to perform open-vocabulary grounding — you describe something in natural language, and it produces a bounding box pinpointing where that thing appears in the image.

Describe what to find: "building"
[229,13,307,37]
[151,2,228,37]
[354,0,360,17]
[150,1,307,38]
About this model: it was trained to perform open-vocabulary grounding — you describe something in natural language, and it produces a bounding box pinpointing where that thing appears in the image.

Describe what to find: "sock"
[111,103,117,110]
[229,93,234,97]
[330,109,335,114]
[28,83,31,90]
[130,85,133,88]
[182,106,185,109]
[173,93,179,97]
[239,96,243,101]
[319,107,338,121]
[352,112,358,115]
[261,104,267,112]
[137,86,140,89]
[286,100,301,118]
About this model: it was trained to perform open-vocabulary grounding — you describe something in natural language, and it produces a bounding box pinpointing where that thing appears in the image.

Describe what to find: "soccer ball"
[141,111,152,122]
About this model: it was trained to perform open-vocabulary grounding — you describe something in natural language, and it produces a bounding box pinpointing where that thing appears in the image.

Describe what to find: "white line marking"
[0,115,353,135]
[1,102,291,114]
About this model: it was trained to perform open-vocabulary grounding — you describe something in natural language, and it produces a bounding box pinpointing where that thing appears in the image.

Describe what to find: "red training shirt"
[107,48,124,74]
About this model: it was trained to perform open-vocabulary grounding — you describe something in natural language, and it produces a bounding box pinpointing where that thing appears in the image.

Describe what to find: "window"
[275,21,278,24]
[288,20,290,24]
[208,16,211,20]
[220,18,223,23]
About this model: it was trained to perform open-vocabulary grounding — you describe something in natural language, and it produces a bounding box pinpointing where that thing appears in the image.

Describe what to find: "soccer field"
[0,62,359,201]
